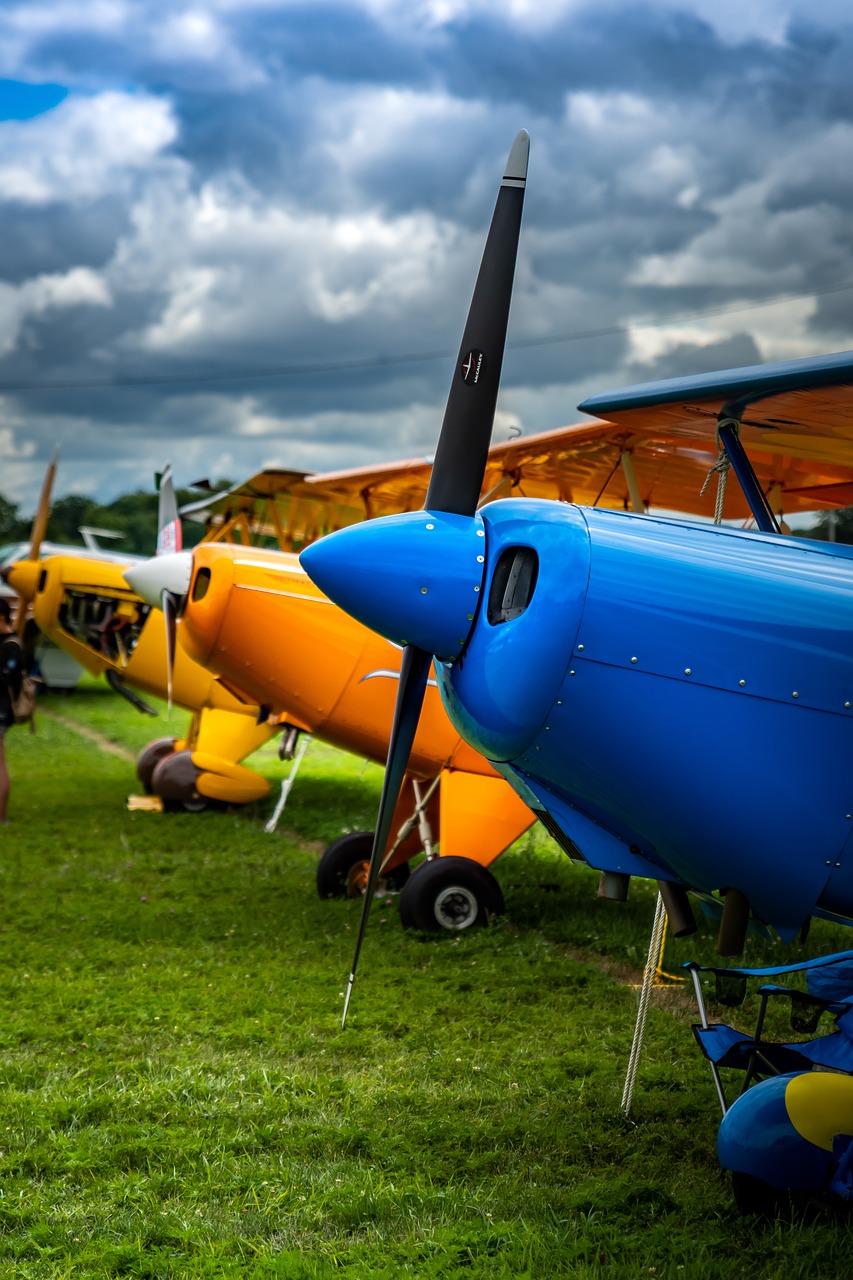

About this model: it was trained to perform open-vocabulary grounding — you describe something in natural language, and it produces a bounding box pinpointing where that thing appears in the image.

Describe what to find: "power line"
[2,278,852,393]
[508,278,853,351]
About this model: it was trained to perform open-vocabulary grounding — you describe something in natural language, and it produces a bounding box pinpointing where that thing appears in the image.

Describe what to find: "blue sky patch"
[0,79,68,121]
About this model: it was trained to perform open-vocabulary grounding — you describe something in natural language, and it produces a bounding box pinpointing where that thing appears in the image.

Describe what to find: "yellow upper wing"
[577,347,853,511]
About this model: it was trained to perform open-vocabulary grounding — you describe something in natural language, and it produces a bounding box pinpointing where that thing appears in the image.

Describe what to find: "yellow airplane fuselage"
[6,553,278,806]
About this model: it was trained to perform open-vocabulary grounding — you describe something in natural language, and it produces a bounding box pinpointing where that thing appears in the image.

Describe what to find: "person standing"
[0,598,24,824]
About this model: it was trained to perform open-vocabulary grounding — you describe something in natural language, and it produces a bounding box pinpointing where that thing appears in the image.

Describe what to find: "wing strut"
[717,417,780,534]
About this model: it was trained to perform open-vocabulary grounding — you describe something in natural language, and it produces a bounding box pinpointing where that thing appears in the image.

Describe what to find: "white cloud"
[3,0,130,39]
[104,166,476,357]
[630,184,851,292]
[0,92,179,206]
[154,9,225,59]
[568,91,658,136]
[0,423,37,461]
[0,268,111,357]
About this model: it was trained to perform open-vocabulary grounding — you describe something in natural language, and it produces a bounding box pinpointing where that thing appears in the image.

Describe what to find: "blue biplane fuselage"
[305,497,853,941]
[452,498,853,940]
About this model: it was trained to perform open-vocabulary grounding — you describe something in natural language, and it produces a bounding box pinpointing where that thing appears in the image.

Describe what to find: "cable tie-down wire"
[699,417,740,525]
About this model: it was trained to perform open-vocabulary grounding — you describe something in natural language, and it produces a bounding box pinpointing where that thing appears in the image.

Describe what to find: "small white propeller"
[123,464,190,712]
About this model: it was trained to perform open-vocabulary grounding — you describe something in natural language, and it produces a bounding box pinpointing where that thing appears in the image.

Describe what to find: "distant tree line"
[0,481,234,556]
[807,508,853,544]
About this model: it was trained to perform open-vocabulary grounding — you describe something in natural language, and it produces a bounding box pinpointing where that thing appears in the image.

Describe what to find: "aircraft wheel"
[399,856,504,932]
[730,1172,794,1218]
[152,749,214,814]
[169,793,211,815]
[136,737,178,793]
[316,831,411,899]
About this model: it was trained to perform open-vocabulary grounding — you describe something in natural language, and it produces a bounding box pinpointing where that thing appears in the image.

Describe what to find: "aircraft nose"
[3,558,41,602]
[124,551,193,608]
[301,509,487,662]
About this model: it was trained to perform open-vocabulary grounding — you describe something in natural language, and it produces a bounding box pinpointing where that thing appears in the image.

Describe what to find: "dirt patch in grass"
[36,705,137,764]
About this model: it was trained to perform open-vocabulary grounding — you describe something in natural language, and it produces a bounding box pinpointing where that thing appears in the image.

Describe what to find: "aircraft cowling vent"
[535,809,584,862]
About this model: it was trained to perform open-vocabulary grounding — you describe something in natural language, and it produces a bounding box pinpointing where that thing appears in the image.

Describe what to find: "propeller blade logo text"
[158,520,181,556]
[461,350,484,385]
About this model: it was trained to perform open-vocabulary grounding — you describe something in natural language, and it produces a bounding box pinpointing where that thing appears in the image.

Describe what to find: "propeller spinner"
[302,130,529,1024]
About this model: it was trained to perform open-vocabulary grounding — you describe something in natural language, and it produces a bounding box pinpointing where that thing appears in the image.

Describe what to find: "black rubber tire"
[730,1171,793,1218]
[398,856,504,932]
[136,737,178,793]
[152,749,213,813]
[316,831,411,899]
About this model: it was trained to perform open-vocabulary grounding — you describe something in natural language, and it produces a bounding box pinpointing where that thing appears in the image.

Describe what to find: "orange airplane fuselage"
[177,542,534,866]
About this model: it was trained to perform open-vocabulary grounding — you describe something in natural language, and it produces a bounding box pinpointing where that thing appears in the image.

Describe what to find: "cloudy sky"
[2,0,853,511]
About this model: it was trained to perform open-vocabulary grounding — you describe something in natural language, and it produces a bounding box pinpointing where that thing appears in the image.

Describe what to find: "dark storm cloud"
[0,198,130,285]
[242,4,431,86]
[623,331,764,383]
[2,1,853,509]
[438,7,768,113]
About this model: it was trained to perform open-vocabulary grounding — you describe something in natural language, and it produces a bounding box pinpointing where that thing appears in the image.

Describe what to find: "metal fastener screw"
[477,529,485,537]
[739,680,745,687]
[793,691,799,699]
[569,670,575,677]
[631,657,637,664]
[477,555,484,563]
[420,587,428,594]
[684,668,692,676]
[426,523,434,530]
[577,644,584,652]
[846,702,851,710]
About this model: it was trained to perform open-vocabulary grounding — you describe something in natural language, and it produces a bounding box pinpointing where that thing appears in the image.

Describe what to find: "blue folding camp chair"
[683,951,853,1116]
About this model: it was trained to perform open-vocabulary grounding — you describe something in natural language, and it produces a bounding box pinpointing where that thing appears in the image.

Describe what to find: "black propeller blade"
[425,130,529,518]
[162,587,178,711]
[340,131,529,1026]
[341,644,433,1024]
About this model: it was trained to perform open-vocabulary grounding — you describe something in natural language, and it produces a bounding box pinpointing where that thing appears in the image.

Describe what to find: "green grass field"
[1,678,850,1278]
